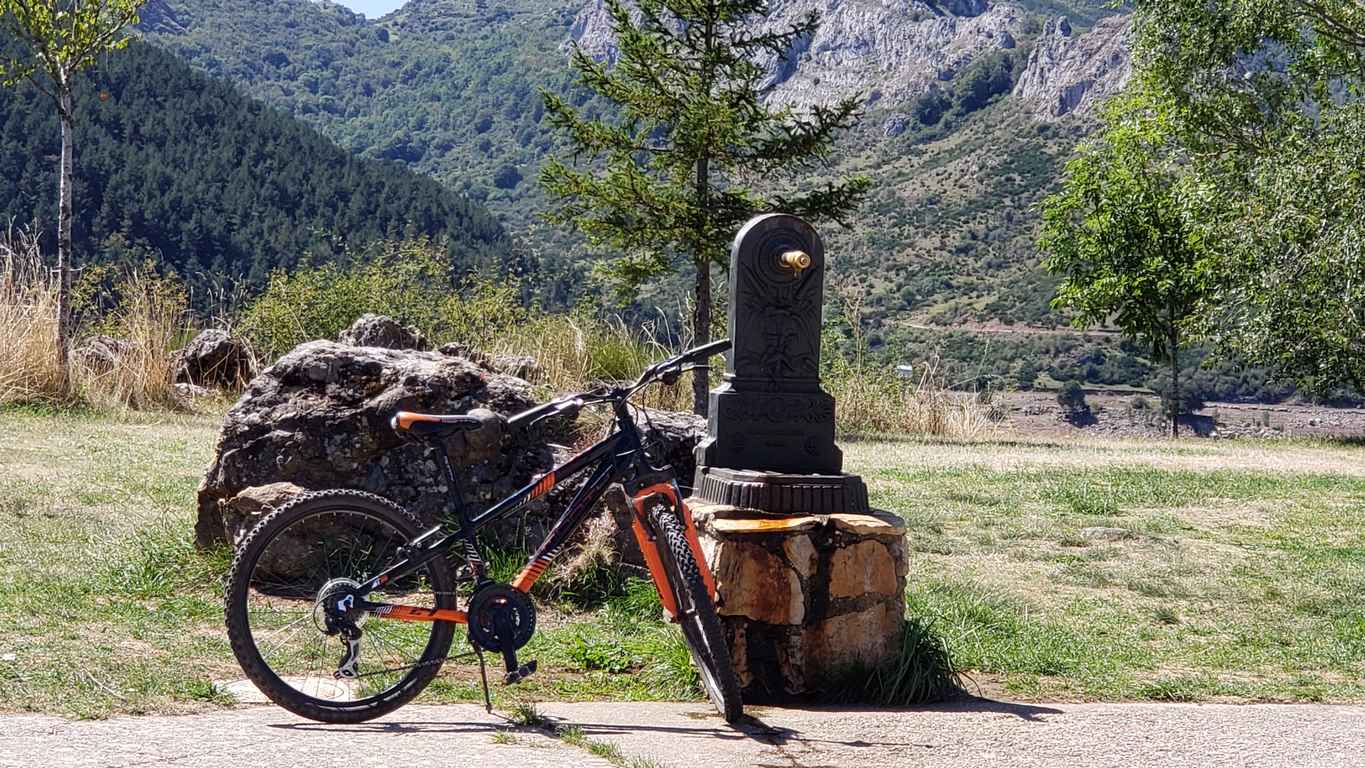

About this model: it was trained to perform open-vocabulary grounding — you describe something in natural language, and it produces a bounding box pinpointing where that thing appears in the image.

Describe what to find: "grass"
[846,435,1365,702]
[0,407,706,718]
[3,408,1364,717]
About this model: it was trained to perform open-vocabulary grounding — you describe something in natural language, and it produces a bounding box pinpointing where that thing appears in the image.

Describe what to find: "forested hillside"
[136,0,1121,314]
[0,37,514,296]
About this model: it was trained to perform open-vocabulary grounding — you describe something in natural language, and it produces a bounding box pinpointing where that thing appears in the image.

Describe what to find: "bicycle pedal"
[504,659,537,684]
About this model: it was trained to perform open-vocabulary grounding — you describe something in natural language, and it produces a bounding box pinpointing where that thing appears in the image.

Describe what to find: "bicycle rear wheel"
[224,490,456,723]
[647,504,744,723]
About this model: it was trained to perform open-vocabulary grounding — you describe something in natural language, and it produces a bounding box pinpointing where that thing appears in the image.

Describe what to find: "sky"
[336,0,407,17]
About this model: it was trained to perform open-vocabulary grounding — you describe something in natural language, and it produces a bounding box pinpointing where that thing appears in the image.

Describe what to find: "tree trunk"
[56,86,75,391]
[1168,325,1180,438]
[692,155,711,417]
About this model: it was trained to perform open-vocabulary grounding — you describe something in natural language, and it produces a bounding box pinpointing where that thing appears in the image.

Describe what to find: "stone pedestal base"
[691,499,908,701]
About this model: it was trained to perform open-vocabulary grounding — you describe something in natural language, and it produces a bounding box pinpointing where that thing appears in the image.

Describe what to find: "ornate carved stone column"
[693,213,868,513]
[691,214,905,701]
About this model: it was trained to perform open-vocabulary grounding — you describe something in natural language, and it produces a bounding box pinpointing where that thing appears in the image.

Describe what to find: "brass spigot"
[779,250,812,274]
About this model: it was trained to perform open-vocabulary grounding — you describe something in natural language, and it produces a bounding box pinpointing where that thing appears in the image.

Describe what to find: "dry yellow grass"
[0,231,67,404]
[1,230,187,410]
[844,434,1365,477]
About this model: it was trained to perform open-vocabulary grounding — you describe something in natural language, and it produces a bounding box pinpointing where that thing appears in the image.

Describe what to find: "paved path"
[4,700,1363,768]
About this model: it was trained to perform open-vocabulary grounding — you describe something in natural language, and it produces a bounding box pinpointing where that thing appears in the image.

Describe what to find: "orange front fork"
[629,482,717,620]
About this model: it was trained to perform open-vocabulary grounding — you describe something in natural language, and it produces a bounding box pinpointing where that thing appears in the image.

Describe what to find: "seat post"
[432,438,487,581]
[432,439,469,524]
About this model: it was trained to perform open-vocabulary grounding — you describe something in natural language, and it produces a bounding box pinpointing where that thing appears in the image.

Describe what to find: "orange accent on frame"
[528,472,556,500]
[394,412,441,429]
[377,605,468,624]
[511,559,550,592]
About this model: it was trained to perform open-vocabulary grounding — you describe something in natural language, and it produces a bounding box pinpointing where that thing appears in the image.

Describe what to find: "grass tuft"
[507,701,547,728]
[819,617,964,705]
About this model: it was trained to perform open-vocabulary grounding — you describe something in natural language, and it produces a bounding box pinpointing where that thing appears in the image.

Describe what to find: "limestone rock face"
[177,329,256,388]
[568,0,1025,110]
[1012,15,1133,119]
[195,340,552,547]
[338,313,430,351]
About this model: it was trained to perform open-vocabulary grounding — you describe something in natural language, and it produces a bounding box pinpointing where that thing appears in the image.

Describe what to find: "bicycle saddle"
[391,411,485,439]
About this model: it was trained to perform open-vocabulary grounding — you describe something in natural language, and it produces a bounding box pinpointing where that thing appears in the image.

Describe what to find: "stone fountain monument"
[691,214,908,700]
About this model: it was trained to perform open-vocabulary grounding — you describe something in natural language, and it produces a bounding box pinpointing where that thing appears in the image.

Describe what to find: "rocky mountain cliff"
[1013,14,1132,119]
[569,0,1129,118]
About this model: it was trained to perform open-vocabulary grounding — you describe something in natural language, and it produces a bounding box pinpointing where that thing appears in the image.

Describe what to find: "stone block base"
[691,500,908,700]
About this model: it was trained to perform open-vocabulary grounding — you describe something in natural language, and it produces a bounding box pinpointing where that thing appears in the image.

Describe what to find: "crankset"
[467,583,538,686]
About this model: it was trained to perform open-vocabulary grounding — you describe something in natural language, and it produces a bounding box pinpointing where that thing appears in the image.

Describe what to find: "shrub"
[78,270,189,410]
[1057,380,1089,414]
[238,240,526,359]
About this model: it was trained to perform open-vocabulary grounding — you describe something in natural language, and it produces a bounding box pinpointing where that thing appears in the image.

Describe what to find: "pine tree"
[541,0,869,415]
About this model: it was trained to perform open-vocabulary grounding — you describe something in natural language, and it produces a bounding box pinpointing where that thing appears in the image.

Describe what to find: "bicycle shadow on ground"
[267,721,503,735]
[265,697,1064,744]
[539,698,1066,750]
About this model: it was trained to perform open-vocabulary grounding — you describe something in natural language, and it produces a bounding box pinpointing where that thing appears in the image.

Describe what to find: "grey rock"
[883,112,913,137]
[338,313,429,351]
[74,335,129,374]
[177,329,255,388]
[1013,14,1133,119]
[221,482,306,546]
[488,354,542,380]
[174,382,212,401]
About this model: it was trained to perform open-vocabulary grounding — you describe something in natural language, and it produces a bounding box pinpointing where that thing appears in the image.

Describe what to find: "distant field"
[2,409,1363,717]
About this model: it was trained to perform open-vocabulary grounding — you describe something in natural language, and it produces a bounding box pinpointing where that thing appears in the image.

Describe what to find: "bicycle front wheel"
[224,490,457,723]
[648,504,744,723]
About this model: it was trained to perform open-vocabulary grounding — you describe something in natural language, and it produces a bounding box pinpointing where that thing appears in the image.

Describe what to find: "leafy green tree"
[1039,96,1217,436]
[540,0,869,414]
[0,0,143,380]
[1133,0,1365,396]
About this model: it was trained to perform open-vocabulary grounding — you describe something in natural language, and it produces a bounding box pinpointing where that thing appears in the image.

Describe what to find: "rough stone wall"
[694,503,909,699]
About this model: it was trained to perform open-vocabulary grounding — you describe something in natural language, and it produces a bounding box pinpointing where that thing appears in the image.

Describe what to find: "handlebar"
[505,339,731,430]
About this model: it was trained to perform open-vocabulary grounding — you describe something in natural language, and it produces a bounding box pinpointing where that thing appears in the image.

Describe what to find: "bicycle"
[223,339,742,724]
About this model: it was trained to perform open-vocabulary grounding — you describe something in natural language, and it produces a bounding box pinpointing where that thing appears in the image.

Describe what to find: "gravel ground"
[4,700,1363,768]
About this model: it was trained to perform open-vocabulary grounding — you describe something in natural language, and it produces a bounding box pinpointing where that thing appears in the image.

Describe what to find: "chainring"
[467,583,536,653]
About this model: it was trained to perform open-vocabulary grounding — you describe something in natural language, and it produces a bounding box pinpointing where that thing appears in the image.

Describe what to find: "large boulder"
[338,314,429,351]
[196,340,557,548]
[177,329,255,387]
[197,338,713,579]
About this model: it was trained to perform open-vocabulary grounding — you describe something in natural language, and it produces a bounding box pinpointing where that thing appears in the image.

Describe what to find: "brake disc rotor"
[467,583,536,652]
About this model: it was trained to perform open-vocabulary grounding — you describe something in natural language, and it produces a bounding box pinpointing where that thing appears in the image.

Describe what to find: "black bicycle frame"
[356,401,652,601]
